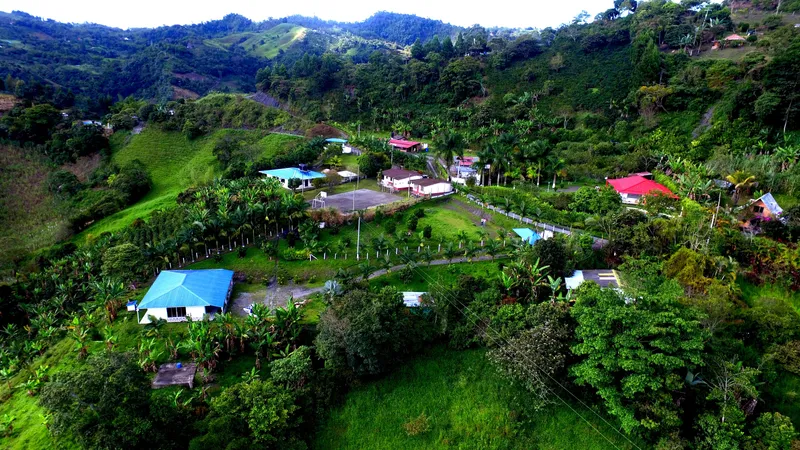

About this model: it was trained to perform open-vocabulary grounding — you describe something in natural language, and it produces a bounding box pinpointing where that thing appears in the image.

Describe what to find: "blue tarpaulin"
[513,228,542,245]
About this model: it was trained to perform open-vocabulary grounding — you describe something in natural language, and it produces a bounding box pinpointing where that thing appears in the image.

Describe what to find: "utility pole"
[711,192,722,229]
[356,216,361,260]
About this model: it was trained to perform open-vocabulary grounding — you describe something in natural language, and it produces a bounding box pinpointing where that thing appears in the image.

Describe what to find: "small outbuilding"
[138,269,234,324]
[743,192,785,230]
[381,168,424,191]
[260,167,326,190]
[410,178,453,197]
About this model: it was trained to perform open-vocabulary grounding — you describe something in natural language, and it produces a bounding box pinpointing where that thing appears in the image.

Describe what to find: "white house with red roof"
[381,168,424,191]
[606,175,677,205]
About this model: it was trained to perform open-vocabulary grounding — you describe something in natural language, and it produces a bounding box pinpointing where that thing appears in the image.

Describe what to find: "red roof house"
[388,138,422,152]
[606,176,676,204]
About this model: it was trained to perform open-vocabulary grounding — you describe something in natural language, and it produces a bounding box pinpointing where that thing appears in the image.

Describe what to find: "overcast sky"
[0,0,613,30]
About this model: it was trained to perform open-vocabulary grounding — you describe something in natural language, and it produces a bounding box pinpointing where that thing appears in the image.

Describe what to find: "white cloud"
[2,0,611,30]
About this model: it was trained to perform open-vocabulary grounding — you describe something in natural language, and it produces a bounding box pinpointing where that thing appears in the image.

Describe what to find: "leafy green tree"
[40,352,187,450]
[110,160,151,204]
[531,238,568,278]
[101,243,144,280]
[410,38,425,60]
[487,303,572,410]
[46,170,82,200]
[315,287,430,376]
[5,103,61,145]
[570,282,706,434]
[569,186,622,215]
[358,152,390,177]
[746,412,796,450]
[270,346,313,390]
[191,379,304,450]
[441,36,455,58]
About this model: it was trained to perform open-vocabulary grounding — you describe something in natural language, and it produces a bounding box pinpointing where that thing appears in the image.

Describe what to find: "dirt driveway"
[230,282,323,316]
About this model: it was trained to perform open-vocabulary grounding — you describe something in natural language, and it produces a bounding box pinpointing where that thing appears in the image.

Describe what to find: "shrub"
[403,413,431,436]
[414,208,426,219]
[237,246,247,258]
[384,220,397,235]
[47,170,83,199]
[281,248,310,261]
[407,216,419,231]
[423,225,432,239]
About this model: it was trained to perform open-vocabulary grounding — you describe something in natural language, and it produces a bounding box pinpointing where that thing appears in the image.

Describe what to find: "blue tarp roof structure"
[513,228,542,245]
[325,138,347,143]
[139,270,234,309]
[260,168,325,180]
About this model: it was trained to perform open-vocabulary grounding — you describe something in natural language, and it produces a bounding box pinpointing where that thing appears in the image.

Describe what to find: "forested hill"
[0,10,460,111]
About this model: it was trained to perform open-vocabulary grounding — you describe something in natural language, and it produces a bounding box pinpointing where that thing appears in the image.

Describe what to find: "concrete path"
[232,255,503,315]
[365,254,502,280]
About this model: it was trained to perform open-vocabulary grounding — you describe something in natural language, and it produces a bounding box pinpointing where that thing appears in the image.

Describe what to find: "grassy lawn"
[370,260,502,291]
[764,372,800,429]
[75,129,300,242]
[738,280,800,313]
[313,347,640,450]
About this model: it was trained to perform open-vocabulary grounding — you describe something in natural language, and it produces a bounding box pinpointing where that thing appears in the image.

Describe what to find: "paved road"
[233,255,504,315]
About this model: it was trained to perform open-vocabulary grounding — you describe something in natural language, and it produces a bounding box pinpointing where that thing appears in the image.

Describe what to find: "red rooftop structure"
[607,175,676,205]
[388,138,422,152]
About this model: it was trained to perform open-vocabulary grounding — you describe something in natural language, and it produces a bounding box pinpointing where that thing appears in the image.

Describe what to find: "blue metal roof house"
[138,269,234,324]
[260,167,325,190]
[513,228,542,245]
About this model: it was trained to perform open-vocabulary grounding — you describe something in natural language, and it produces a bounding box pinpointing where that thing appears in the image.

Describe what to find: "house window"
[753,206,764,213]
[167,307,186,318]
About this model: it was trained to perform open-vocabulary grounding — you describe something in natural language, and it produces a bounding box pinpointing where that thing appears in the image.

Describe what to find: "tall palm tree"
[433,131,465,179]
[725,171,757,205]
[476,146,497,186]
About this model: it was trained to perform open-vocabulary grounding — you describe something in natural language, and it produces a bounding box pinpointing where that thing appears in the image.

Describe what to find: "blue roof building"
[513,228,542,245]
[138,269,234,324]
[260,167,326,190]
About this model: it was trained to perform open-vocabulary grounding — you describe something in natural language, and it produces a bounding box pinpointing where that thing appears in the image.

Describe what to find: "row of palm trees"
[1,176,312,390]
[431,129,566,189]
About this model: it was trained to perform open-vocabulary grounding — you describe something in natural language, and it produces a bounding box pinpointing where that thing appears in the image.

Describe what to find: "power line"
[350,209,641,450]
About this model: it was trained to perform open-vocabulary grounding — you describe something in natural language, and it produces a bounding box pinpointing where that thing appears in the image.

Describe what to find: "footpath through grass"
[314,347,641,449]
[75,129,301,242]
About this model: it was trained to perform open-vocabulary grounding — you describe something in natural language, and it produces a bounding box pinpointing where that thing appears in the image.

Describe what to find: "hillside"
[205,24,307,59]
[3,3,800,450]
[76,129,302,241]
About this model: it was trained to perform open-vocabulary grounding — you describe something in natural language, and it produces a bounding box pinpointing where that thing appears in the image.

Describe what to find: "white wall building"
[381,168,423,191]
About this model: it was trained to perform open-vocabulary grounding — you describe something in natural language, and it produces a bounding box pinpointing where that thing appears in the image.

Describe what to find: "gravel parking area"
[312,189,403,212]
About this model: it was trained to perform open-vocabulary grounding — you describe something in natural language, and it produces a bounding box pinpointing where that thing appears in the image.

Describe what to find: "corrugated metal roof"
[383,168,421,179]
[139,270,234,309]
[756,193,783,216]
[607,176,676,197]
[260,168,325,180]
